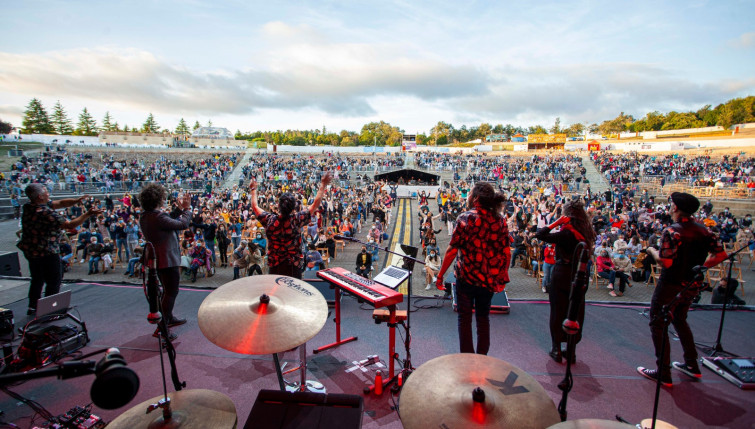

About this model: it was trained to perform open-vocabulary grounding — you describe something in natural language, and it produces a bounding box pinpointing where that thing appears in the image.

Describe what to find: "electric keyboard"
[317,267,403,308]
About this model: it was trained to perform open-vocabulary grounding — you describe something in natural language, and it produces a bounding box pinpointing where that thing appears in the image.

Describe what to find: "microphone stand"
[336,235,425,393]
[698,240,753,358]
[557,243,588,422]
[142,243,186,425]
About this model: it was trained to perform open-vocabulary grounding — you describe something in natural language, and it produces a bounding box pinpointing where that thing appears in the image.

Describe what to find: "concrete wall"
[1,133,100,145]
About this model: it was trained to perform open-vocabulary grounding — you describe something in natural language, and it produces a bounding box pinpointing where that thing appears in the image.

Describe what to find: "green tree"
[74,107,98,136]
[565,122,585,137]
[123,124,130,133]
[207,119,213,127]
[430,121,453,145]
[549,117,562,134]
[101,111,116,132]
[0,118,12,134]
[175,118,190,135]
[359,121,402,146]
[193,121,201,131]
[503,124,516,139]
[51,101,74,135]
[21,98,54,134]
[142,113,160,133]
[477,122,492,140]
[527,125,547,135]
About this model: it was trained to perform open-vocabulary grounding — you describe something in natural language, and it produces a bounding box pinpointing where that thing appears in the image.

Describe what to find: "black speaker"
[245,389,363,429]
[0,252,21,277]
[302,271,336,306]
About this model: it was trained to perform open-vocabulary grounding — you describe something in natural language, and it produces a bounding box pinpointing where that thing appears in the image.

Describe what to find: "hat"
[670,192,700,214]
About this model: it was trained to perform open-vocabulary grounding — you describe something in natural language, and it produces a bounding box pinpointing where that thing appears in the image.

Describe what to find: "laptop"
[36,290,72,317]
[373,266,410,289]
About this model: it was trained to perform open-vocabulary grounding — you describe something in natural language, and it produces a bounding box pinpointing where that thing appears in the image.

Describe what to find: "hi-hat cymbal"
[108,389,237,429]
[548,419,635,428]
[400,353,560,429]
[198,275,328,355]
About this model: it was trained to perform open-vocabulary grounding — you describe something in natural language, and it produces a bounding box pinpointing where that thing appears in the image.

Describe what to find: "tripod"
[698,240,753,358]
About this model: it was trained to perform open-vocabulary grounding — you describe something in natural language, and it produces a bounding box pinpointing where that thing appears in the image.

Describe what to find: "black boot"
[549,344,562,363]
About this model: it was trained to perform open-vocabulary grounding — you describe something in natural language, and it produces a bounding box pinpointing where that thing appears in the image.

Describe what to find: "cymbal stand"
[278,343,326,394]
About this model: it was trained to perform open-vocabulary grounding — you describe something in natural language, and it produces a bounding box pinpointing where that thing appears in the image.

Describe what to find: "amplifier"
[18,324,89,366]
[0,252,21,277]
[245,389,363,429]
[302,271,336,306]
[0,307,14,339]
[701,356,755,389]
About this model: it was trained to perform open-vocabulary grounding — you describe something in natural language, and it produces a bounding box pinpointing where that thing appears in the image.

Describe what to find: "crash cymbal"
[400,353,560,429]
[198,275,328,355]
[108,389,237,429]
[639,419,678,429]
[549,419,634,428]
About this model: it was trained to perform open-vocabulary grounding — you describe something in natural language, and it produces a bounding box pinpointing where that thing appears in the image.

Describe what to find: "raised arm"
[308,172,333,216]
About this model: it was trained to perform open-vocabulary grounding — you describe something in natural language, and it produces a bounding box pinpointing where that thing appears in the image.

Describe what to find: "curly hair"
[138,183,166,212]
[278,192,297,218]
[563,199,597,251]
[468,182,506,213]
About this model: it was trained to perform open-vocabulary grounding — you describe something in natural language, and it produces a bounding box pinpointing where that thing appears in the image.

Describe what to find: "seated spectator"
[232,241,250,280]
[711,278,746,306]
[124,243,144,278]
[355,246,372,278]
[101,237,115,274]
[87,237,104,275]
[596,249,617,292]
[305,244,324,272]
[424,248,441,290]
[610,248,632,297]
[247,242,264,276]
[188,241,212,282]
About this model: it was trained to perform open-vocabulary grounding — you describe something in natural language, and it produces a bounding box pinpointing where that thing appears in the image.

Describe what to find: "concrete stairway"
[580,155,610,193]
[221,149,258,189]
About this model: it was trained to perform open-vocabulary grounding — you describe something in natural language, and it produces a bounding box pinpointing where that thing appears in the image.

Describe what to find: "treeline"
[3,95,753,146]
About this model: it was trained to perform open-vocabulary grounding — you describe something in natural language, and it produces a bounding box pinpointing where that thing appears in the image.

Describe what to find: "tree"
[21,98,54,134]
[565,122,585,137]
[175,118,190,136]
[101,111,116,132]
[527,125,547,135]
[430,121,453,145]
[123,124,130,133]
[142,113,160,133]
[0,118,12,134]
[50,101,74,135]
[477,122,492,140]
[193,121,201,131]
[74,107,98,136]
[359,121,402,146]
[503,124,516,140]
[549,117,562,134]
[207,119,213,127]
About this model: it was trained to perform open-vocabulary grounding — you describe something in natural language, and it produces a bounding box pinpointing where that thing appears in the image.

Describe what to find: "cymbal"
[549,419,635,428]
[639,419,678,429]
[400,354,560,429]
[107,389,237,429]
[198,275,328,355]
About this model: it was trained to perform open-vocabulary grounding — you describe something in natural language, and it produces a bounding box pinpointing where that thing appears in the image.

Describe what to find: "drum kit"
[107,275,678,429]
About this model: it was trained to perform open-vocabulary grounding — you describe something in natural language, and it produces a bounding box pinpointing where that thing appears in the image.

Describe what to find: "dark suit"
[140,208,192,321]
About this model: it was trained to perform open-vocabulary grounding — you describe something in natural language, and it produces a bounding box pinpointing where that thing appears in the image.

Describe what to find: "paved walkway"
[221,149,259,189]
[580,155,609,193]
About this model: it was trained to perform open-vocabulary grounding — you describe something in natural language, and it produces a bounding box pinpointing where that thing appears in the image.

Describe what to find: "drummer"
[249,172,333,279]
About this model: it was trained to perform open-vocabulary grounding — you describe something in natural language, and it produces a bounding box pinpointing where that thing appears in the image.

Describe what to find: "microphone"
[692,265,708,274]
[563,245,590,336]
[90,348,140,409]
[145,245,162,324]
[548,215,570,230]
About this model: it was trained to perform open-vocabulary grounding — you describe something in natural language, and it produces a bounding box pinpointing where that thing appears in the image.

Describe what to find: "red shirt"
[449,206,511,292]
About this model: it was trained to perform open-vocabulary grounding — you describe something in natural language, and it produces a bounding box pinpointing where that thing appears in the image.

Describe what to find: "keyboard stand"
[313,287,358,354]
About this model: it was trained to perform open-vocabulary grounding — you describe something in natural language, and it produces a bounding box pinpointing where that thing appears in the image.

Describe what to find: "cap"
[670,192,700,215]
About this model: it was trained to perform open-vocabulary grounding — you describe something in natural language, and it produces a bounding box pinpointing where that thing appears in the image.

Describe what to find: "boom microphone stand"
[335,235,425,392]
[697,240,754,358]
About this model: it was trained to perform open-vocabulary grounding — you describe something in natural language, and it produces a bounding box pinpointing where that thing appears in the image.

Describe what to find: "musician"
[249,172,332,279]
[534,199,596,363]
[17,184,101,315]
[139,184,192,338]
[435,182,509,355]
[637,192,727,386]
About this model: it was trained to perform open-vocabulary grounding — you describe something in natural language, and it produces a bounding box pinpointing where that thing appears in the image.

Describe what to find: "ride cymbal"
[198,275,328,355]
[108,389,237,429]
[400,353,560,429]
[548,419,635,428]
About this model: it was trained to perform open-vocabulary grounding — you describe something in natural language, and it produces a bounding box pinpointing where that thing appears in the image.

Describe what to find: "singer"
[637,192,727,386]
[435,182,509,355]
[139,184,192,339]
[534,199,596,363]
[249,172,332,279]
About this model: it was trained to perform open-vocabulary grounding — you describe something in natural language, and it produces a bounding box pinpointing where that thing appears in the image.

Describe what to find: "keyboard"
[317,267,403,308]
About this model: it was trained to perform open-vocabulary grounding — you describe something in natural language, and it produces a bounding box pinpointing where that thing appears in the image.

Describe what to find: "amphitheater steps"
[580,155,610,193]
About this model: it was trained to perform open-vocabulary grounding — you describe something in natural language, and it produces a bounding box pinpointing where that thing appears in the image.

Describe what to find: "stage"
[0,281,752,428]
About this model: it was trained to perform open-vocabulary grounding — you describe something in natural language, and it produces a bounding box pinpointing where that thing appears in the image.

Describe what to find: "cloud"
[0,104,24,117]
[730,32,755,49]
[0,43,490,119]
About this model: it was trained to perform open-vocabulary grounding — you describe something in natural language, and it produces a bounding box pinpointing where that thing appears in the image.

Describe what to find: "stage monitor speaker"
[0,252,21,277]
[245,389,363,429]
[302,271,336,307]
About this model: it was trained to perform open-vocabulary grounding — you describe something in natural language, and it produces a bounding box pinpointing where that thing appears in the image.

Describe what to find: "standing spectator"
[424,248,441,290]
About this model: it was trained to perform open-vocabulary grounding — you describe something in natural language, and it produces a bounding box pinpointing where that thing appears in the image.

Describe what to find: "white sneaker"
[431,276,437,283]
[79,259,85,264]
[425,284,433,290]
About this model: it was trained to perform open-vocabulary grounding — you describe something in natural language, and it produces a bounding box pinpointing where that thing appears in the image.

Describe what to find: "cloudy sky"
[1,0,754,134]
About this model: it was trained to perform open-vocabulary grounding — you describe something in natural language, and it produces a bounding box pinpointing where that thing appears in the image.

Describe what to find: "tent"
[374,168,440,185]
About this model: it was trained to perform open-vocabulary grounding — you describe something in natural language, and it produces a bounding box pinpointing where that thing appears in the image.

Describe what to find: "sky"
[1,0,754,135]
